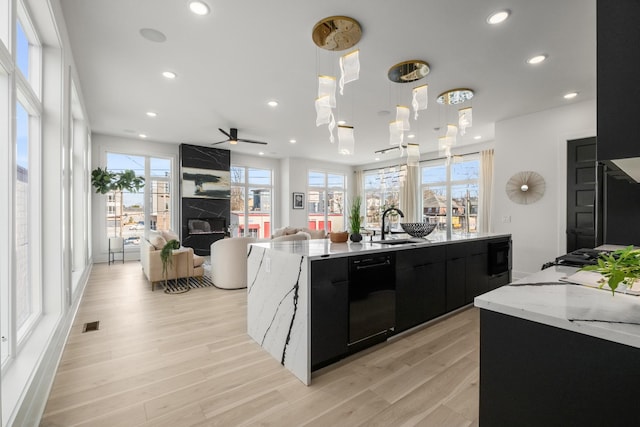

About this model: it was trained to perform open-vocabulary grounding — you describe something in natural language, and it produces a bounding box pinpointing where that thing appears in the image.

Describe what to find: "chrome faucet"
[381,207,405,240]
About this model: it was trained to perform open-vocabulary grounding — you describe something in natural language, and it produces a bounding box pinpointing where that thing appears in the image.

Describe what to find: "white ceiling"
[60,0,596,166]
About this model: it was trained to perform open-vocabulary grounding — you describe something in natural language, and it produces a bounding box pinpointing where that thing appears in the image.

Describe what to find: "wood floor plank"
[40,261,482,426]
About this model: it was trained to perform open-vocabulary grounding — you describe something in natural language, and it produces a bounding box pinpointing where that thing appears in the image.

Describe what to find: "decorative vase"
[350,233,362,243]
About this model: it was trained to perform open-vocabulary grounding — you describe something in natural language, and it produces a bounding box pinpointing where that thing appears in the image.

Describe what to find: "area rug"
[163,274,215,292]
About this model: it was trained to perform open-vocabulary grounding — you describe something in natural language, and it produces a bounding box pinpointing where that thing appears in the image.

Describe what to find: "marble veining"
[247,246,309,384]
[475,265,640,348]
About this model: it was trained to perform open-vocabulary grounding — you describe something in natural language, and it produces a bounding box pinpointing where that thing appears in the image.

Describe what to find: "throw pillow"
[148,230,167,250]
[304,228,326,239]
[161,230,179,242]
[271,227,287,239]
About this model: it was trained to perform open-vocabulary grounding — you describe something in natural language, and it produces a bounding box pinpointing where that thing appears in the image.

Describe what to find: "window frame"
[230,165,273,239]
[307,169,346,233]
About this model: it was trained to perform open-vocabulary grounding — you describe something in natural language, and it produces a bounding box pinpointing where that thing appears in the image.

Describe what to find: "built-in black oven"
[348,253,396,350]
[488,240,510,276]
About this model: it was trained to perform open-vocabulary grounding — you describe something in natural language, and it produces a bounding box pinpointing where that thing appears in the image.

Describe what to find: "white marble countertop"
[250,232,511,260]
[475,265,640,349]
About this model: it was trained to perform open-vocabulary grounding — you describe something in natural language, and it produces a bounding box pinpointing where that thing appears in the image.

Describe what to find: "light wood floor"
[40,261,480,427]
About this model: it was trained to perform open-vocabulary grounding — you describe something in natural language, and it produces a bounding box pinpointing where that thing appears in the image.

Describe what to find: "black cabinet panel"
[396,246,446,332]
[597,0,640,161]
[465,252,489,303]
[446,257,466,311]
[488,271,510,291]
[311,258,349,370]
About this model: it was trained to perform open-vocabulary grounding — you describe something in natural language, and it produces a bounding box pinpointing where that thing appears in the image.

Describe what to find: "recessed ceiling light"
[527,54,547,65]
[487,10,510,25]
[407,134,416,139]
[139,28,166,43]
[162,71,176,79]
[139,133,148,139]
[258,151,265,156]
[289,139,297,144]
[189,1,210,15]
[337,120,346,125]
[474,135,482,140]
[375,157,380,161]
[146,111,157,117]
[564,92,579,99]
[267,100,279,107]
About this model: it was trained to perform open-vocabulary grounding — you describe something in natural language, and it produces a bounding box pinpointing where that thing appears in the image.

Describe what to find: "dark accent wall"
[180,144,230,255]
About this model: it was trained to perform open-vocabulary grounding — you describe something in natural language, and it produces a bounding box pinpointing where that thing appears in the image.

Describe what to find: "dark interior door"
[566,137,597,252]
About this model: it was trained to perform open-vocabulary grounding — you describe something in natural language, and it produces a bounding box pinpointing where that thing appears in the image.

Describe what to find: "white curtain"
[479,149,494,233]
[400,165,420,222]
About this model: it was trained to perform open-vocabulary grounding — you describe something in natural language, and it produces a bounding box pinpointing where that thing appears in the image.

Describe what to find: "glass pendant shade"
[315,95,332,126]
[412,84,428,119]
[446,124,458,145]
[338,125,355,155]
[339,49,360,95]
[389,121,404,145]
[407,143,420,166]
[458,107,472,135]
[318,75,337,108]
[396,105,410,131]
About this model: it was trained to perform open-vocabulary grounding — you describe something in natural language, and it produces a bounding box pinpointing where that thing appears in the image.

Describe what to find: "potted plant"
[91,167,145,237]
[349,196,362,243]
[160,239,181,278]
[581,246,640,295]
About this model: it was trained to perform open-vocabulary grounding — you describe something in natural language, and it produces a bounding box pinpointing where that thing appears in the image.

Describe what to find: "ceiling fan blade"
[218,128,232,139]
[211,139,230,145]
[238,138,268,145]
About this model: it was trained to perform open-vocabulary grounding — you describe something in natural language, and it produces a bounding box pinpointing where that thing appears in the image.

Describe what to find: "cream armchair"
[210,237,257,289]
[140,231,205,291]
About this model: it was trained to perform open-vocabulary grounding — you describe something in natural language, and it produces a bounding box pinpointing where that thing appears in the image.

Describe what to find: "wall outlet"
[265,257,271,273]
[502,215,511,223]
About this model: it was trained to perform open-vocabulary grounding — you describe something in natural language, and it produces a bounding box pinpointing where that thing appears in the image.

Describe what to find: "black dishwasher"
[348,253,396,350]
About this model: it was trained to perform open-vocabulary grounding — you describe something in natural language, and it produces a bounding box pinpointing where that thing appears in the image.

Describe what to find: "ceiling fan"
[212,128,268,146]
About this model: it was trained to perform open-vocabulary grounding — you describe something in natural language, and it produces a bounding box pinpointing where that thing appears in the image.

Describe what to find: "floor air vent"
[82,321,100,333]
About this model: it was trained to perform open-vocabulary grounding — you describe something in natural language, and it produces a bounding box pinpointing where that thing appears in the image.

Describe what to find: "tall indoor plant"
[349,196,362,242]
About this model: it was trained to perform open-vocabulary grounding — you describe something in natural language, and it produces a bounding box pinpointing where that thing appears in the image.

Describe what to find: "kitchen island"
[474,265,640,426]
[246,233,511,385]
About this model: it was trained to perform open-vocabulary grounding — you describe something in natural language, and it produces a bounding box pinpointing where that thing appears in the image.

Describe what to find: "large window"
[308,171,345,232]
[421,154,479,238]
[105,154,172,247]
[231,166,272,238]
[364,167,403,229]
[3,3,43,366]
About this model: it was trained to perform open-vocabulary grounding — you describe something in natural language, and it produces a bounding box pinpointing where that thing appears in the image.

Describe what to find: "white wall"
[493,99,596,278]
[282,157,354,230]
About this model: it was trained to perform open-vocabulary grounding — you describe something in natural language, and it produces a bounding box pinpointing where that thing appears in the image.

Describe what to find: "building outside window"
[307,171,345,232]
[231,166,272,238]
[421,154,479,238]
[363,167,403,230]
[105,154,172,247]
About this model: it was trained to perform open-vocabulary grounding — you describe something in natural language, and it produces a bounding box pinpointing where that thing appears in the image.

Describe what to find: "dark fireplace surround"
[180,144,230,255]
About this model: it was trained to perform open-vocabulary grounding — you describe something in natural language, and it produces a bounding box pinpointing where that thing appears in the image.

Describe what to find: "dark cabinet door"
[597,0,640,161]
[310,257,349,370]
[396,246,446,332]
[446,257,467,311]
[465,252,489,303]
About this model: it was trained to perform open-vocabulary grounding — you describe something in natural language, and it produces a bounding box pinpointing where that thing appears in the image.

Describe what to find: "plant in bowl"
[160,239,181,277]
[349,196,362,242]
[581,246,640,295]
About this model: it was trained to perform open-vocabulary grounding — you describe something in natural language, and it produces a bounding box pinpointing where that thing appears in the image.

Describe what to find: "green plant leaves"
[90,167,145,194]
[581,246,640,295]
